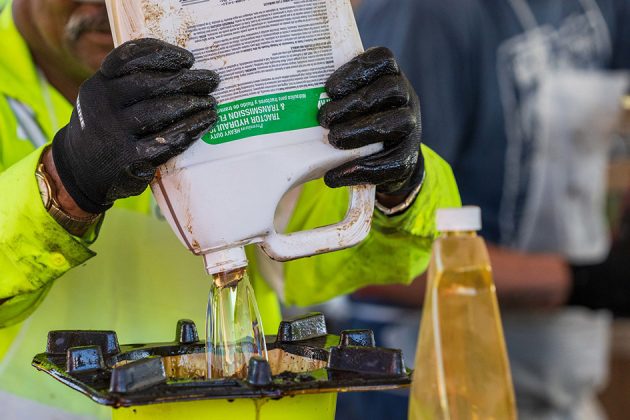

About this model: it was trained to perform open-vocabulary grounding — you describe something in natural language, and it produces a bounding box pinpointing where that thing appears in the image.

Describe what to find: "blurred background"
[288,0,630,419]
[2,0,628,418]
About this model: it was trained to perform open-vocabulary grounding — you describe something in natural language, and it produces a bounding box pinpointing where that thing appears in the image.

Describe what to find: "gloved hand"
[569,221,630,317]
[318,47,424,196]
[52,38,219,214]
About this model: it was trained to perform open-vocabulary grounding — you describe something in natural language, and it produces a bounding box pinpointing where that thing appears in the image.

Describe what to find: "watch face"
[36,169,52,209]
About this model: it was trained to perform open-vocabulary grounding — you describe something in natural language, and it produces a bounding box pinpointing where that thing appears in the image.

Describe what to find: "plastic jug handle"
[260,184,376,261]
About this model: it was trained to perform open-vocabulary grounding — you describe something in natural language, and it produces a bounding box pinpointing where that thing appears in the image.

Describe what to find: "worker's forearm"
[282,145,459,306]
[353,275,427,307]
[42,148,95,219]
[376,191,409,208]
[0,148,94,311]
[488,245,571,308]
[353,245,571,309]
[0,284,54,328]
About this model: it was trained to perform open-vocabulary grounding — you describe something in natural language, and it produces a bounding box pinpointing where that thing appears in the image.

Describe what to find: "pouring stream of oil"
[206,268,268,379]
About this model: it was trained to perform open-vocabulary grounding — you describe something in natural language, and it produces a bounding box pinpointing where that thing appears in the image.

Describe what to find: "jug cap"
[436,206,481,232]
[203,247,248,275]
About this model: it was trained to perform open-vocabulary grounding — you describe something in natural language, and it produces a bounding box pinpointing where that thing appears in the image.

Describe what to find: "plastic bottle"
[409,207,517,420]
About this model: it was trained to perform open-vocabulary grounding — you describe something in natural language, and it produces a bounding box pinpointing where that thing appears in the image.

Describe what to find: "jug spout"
[203,247,248,276]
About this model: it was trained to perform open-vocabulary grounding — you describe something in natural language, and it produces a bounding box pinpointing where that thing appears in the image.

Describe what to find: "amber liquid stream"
[206,268,268,379]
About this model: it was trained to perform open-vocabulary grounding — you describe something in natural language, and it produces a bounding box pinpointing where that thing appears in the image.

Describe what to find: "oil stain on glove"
[318,47,424,196]
[52,38,220,214]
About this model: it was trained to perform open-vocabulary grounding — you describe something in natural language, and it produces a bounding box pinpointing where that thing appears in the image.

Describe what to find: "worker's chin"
[71,31,114,73]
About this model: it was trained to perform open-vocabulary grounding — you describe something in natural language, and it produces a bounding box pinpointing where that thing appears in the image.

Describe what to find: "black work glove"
[568,213,630,317]
[569,260,630,317]
[318,47,424,196]
[52,38,219,214]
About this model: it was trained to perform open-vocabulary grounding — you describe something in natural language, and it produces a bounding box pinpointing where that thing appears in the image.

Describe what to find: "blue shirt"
[356,0,630,246]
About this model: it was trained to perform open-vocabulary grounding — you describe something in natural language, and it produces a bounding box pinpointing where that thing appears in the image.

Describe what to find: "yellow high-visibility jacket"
[0,2,460,418]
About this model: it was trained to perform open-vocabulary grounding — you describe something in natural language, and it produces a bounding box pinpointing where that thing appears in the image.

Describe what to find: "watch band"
[36,163,101,236]
[375,171,426,216]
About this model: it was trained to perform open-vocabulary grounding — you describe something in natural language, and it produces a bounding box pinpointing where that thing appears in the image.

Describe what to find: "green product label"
[203,87,331,145]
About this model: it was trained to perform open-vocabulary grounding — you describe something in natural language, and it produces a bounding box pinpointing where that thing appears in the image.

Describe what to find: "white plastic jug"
[106,0,379,274]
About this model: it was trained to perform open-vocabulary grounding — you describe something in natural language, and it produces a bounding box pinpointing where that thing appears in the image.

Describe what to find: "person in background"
[335,0,630,419]
[0,0,460,418]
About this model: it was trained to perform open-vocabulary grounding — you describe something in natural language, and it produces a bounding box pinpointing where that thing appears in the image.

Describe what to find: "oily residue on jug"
[141,0,193,48]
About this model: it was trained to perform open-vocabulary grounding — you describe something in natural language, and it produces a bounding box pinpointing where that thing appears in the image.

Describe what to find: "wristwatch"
[36,162,101,236]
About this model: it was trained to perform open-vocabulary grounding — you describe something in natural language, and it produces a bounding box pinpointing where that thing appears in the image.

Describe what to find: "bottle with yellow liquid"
[409,207,517,420]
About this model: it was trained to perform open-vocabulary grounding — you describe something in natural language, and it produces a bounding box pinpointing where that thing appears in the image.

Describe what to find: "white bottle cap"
[436,206,482,232]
